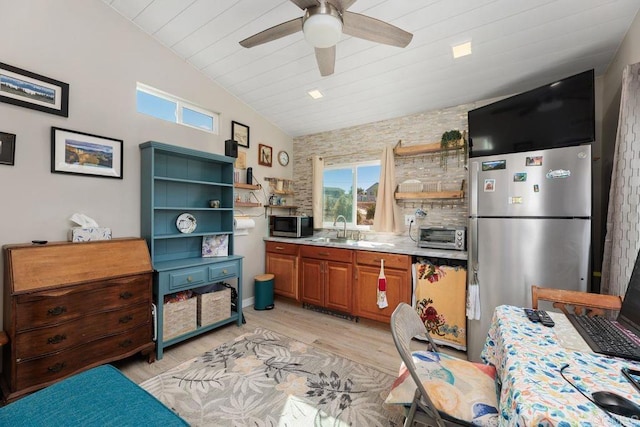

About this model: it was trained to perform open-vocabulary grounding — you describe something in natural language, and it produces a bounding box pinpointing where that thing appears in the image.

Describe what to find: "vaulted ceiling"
[102,0,640,137]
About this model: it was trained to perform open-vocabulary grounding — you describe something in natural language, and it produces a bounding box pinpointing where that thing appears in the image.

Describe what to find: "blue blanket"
[0,365,188,426]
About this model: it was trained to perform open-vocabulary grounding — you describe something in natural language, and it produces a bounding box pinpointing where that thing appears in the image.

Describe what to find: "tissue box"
[68,227,112,242]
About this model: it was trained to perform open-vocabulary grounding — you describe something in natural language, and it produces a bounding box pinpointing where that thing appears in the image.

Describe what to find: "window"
[136,83,218,134]
[323,161,380,228]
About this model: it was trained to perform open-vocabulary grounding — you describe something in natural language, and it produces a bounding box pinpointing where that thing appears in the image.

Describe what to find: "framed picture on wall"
[259,144,272,167]
[231,121,249,148]
[0,62,69,117]
[51,127,123,179]
[0,131,16,166]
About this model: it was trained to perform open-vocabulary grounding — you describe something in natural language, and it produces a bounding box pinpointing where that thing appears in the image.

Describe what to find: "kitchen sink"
[307,237,395,248]
[308,237,357,244]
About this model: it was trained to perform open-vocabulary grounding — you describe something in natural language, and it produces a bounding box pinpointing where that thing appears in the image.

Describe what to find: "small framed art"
[51,127,123,179]
[202,235,229,257]
[231,121,249,148]
[0,132,16,166]
[259,143,272,167]
[0,62,69,117]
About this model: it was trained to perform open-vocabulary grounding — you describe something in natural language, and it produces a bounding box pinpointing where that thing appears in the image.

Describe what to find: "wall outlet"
[404,215,415,226]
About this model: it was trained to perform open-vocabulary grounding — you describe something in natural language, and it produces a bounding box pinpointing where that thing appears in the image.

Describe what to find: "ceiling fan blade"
[290,0,319,10]
[315,46,336,76]
[239,17,303,48]
[342,11,413,48]
[327,0,357,13]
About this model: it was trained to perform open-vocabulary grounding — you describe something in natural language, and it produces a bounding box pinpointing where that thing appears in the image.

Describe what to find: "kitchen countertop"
[264,236,468,260]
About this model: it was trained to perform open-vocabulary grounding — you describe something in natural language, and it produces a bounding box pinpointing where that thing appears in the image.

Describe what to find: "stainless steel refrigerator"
[467,144,591,361]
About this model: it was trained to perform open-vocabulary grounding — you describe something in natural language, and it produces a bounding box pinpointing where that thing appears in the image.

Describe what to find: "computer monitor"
[617,250,640,335]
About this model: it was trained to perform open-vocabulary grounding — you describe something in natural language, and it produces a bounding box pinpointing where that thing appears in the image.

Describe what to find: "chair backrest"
[531,285,622,317]
[390,303,446,426]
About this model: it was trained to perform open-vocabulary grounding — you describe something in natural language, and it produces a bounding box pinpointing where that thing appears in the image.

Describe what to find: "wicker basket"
[163,297,197,340]
[198,286,231,327]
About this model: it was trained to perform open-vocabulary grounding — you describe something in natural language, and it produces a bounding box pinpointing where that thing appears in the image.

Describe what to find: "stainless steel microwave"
[269,215,314,238]
[418,226,466,251]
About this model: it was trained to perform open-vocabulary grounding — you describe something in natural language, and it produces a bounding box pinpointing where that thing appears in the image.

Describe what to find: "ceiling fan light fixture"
[303,4,343,48]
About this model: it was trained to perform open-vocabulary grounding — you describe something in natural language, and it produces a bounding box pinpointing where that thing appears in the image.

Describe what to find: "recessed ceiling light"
[308,89,324,99]
[452,41,472,59]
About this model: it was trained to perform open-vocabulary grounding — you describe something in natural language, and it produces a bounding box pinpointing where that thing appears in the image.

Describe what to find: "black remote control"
[524,308,540,322]
[537,310,555,327]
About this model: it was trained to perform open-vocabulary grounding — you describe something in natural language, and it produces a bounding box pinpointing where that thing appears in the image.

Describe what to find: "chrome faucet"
[333,215,347,238]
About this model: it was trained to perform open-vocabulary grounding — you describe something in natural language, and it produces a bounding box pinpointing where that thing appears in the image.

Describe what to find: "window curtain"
[312,155,324,228]
[601,62,640,297]
[373,145,402,233]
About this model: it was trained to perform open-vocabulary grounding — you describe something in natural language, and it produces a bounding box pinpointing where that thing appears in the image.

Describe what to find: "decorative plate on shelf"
[176,213,197,234]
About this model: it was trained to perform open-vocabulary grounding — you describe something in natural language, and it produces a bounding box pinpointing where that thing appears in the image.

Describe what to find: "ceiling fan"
[239,0,413,76]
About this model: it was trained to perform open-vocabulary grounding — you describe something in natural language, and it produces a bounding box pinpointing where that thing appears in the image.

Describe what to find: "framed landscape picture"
[51,127,123,179]
[0,62,69,117]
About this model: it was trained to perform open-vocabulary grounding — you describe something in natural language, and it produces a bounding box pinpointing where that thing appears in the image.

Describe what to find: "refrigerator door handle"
[469,218,479,273]
[470,161,479,217]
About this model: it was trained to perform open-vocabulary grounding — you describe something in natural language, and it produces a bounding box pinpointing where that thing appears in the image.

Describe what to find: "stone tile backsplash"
[292,100,489,238]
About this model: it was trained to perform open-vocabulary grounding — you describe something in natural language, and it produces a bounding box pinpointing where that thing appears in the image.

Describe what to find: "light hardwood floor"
[115,298,465,384]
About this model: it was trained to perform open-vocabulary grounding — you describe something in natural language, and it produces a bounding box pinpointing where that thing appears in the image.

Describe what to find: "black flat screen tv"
[468,69,595,158]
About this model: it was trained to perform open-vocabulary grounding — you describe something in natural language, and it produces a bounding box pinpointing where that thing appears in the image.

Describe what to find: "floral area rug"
[141,328,404,426]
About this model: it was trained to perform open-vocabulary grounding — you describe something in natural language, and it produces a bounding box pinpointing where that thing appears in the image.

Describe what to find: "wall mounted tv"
[468,69,595,158]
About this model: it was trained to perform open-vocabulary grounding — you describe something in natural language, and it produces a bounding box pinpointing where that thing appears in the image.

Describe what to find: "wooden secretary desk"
[1,238,155,402]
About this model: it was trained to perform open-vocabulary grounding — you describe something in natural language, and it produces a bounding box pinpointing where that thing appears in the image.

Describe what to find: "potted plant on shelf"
[440,130,467,170]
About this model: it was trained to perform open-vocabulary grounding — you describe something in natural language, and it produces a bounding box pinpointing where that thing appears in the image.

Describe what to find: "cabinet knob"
[187,276,193,282]
[119,315,133,324]
[119,339,133,348]
[275,246,284,250]
[120,291,133,299]
[222,269,228,274]
[47,334,67,345]
[47,362,65,373]
[319,252,330,257]
[47,306,67,316]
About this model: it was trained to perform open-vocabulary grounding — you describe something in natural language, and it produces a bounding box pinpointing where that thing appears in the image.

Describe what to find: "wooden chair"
[531,285,622,317]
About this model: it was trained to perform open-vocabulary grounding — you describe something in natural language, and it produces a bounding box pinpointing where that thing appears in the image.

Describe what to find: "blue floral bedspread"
[481,305,640,426]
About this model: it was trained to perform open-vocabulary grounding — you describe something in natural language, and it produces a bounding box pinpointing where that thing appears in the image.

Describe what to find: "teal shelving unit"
[140,141,243,359]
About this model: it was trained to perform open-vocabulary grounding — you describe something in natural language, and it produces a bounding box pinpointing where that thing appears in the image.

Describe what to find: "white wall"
[0,0,293,326]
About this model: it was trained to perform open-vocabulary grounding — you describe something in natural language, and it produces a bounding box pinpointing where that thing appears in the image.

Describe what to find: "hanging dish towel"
[466,267,481,320]
[414,262,467,350]
[377,259,388,308]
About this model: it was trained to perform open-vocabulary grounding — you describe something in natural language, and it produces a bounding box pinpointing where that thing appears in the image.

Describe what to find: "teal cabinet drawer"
[208,263,238,281]
[169,269,206,290]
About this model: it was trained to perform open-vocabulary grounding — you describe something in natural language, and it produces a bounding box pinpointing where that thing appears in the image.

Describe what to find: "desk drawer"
[169,268,207,290]
[13,324,151,392]
[208,262,238,281]
[15,303,150,360]
[15,275,151,331]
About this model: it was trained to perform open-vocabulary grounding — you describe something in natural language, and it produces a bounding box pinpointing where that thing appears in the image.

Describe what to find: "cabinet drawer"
[208,262,238,281]
[169,268,207,290]
[14,303,150,360]
[356,251,410,270]
[15,275,151,331]
[300,245,353,262]
[13,324,151,392]
[265,241,299,256]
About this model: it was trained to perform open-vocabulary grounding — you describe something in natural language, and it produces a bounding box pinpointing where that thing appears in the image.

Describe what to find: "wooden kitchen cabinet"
[299,246,353,313]
[265,241,299,300]
[354,251,412,323]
